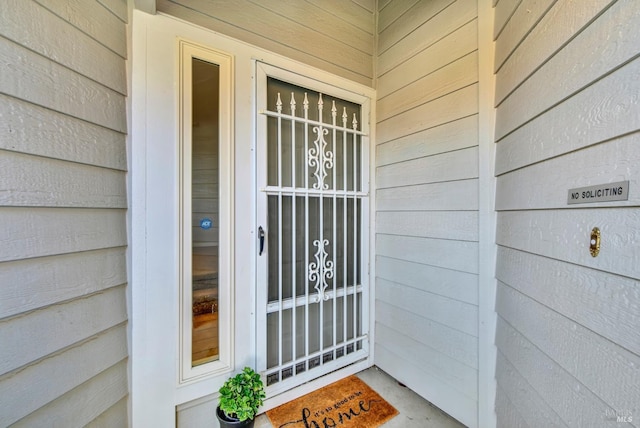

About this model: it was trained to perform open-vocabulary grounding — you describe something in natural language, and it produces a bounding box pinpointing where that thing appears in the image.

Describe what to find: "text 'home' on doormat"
[266,375,398,428]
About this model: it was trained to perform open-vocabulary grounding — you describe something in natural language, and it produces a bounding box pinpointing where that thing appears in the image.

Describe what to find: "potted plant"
[216,367,266,428]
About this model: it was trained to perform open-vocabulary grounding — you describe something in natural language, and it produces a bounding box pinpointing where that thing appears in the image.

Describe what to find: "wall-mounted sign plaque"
[567,181,629,204]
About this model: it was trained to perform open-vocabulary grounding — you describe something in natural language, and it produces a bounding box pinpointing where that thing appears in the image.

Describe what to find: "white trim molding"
[478,1,498,427]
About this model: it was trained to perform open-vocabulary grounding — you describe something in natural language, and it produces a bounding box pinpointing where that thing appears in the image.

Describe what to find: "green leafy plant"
[218,367,266,421]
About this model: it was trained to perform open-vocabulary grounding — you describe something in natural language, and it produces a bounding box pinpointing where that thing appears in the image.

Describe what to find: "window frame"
[178,40,235,383]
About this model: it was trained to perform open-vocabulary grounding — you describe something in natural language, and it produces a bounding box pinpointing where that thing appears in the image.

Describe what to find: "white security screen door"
[256,63,370,394]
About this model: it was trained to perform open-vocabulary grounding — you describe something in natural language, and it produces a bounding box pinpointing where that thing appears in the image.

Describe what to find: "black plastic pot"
[216,406,255,428]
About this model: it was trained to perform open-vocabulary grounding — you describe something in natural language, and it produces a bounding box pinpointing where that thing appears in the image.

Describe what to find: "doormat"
[266,375,398,428]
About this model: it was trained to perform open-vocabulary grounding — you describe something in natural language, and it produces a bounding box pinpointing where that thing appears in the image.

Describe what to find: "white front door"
[255,63,372,397]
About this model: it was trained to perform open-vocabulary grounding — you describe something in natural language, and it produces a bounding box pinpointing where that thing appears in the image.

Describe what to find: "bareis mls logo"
[604,408,633,423]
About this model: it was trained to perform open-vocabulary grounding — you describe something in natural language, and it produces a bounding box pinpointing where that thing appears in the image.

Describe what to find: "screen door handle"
[258,226,265,256]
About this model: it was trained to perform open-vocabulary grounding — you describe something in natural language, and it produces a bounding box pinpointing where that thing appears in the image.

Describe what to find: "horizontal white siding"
[377,181,478,212]
[495,0,616,104]
[0,0,126,94]
[498,283,639,414]
[376,256,478,305]
[0,208,127,263]
[493,0,555,73]
[495,0,639,141]
[376,115,478,165]
[377,51,478,122]
[0,151,127,208]
[0,0,129,425]
[493,0,640,425]
[157,0,375,87]
[35,0,127,58]
[377,83,478,144]
[377,210,478,242]
[378,0,454,55]
[0,248,127,319]
[376,301,478,369]
[12,360,129,428]
[377,0,476,77]
[495,351,566,428]
[0,323,128,425]
[377,19,478,99]
[374,1,479,427]
[493,0,520,40]
[86,397,129,428]
[0,36,126,132]
[0,95,127,170]
[497,247,639,356]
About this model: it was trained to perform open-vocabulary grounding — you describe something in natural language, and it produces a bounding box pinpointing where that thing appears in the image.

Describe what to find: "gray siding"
[156,0,376,87]
[493,0,640,426]
[374,1,479,427]
[0,0,129,426]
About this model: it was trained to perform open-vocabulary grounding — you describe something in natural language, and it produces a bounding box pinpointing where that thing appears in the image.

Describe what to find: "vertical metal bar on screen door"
[317,94,324,364]
[303,93,309,365]
[331,101,337,356]
[290,93,297,370]
[342,108,348,348]
[352,114,358,345]
[276,94,283,372]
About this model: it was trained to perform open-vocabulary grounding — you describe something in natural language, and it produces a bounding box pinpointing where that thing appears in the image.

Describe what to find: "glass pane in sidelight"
[191,58,220,366]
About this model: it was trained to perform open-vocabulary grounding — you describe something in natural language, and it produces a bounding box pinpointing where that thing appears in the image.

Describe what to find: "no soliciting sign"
[567,181,629,204]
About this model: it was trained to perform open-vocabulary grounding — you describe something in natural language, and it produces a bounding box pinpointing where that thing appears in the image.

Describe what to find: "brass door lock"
[590,227,600,257]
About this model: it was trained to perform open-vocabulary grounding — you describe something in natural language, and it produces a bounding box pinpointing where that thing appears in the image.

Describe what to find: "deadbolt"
[589,227,600,257]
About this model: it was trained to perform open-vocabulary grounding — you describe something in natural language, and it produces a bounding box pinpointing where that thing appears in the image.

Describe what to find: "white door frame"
[129,10,377,426]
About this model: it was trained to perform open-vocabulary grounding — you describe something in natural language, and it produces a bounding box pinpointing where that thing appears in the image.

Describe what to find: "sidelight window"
[179,41,234,381]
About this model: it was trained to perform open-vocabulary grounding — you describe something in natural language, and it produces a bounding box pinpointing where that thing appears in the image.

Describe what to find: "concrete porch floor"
[254,366,465,427]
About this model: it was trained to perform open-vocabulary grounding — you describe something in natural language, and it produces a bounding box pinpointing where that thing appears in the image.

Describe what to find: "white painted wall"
[0,0,129,426]
[374,1,480,427]
[493,0,640,426]
[156,0,376,87]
